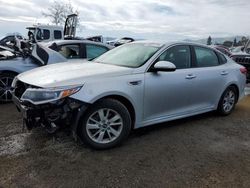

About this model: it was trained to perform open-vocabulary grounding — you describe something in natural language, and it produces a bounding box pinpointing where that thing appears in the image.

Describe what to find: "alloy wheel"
[222,90,235,113]
[86,108,123,144]
[0,76,13,102]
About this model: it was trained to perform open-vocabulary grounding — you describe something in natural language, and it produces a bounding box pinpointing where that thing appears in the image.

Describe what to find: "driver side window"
[157,45,191,69]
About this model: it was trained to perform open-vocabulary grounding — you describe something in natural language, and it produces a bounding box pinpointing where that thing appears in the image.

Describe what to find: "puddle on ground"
[0,133,31,156]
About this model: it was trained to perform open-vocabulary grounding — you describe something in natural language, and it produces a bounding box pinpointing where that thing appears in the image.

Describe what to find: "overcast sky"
[0,0,250,40]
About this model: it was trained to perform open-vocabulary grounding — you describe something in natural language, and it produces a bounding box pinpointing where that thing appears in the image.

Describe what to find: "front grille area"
[14,80,38,99]
[14,80,27,98]
[231,55,250,64]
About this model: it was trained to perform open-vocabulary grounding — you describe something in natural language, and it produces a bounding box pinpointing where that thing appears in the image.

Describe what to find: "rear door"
[190,46,228,109]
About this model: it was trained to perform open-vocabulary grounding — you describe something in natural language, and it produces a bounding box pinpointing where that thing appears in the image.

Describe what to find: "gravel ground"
[0,91,250,188]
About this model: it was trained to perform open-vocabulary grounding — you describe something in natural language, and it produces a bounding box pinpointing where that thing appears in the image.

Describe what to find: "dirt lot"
[1,91,250,188]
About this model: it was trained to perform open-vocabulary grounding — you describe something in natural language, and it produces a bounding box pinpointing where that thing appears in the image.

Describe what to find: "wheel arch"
[229,84,239,101]
[224,83,239,102]
[93,95,136,128]
[217,83,240,109]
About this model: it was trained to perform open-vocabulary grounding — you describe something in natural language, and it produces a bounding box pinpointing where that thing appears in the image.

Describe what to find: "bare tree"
[42,0,79,26]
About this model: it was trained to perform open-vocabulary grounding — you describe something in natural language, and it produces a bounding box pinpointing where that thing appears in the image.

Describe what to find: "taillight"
[240,67,247,75]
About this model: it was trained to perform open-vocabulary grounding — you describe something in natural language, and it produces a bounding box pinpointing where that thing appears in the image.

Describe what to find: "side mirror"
[152,61,176,72]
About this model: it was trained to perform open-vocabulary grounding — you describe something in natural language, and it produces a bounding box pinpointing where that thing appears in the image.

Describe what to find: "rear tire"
[78,99,131,150]
[0,73,16,103]
[217,86,237,116]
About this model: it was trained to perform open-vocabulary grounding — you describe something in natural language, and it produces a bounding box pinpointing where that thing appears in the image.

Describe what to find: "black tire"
[217,86,237,116]
[78,98,132,150]
[0,73,16,103]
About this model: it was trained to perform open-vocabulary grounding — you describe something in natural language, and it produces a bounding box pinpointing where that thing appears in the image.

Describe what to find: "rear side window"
[58,44,80,59]
[194,46,219,67]
[86,44,108,60]
[43,29,50,40]
[54,30,62,39]
[217,52,227,64]
[157,45,191,69]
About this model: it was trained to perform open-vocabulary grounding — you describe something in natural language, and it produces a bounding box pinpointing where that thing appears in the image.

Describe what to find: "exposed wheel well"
[96,95,136,128]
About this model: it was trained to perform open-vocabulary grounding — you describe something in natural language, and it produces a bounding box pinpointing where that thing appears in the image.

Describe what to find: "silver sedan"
[12,41,247,149]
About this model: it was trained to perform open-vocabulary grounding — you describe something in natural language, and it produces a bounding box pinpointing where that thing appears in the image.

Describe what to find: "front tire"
[78,99,132,149]
[217,86,237,115]
[0,73,16,103]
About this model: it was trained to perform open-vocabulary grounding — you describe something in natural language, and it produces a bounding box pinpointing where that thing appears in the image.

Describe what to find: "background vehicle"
[27,25,63,42]
[0,40,112,102]
[27,14,78,43]
[114,37,135,47]
[213,45,232,57]
[230,40,250,83]
[44,40,112,60]
[0,45,16,60]
[231,46,244,53]
[0,33,24,48]
[11,42,246,149]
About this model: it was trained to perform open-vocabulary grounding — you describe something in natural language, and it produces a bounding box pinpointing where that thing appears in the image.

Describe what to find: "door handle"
[185,74,196,79]
[128,80,142,86]
[221,71,228,75]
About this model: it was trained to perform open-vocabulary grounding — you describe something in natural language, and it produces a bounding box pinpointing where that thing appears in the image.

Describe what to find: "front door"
[144,45,197,122]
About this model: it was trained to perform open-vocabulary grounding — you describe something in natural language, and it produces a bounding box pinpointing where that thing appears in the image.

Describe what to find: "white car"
[12,41,246,149]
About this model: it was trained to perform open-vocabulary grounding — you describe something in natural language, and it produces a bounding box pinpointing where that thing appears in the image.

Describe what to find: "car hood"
[0,57,38,71]
[17,61,134,88]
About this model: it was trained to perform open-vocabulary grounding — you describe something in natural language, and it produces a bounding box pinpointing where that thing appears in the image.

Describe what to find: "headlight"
[21,85,82,105]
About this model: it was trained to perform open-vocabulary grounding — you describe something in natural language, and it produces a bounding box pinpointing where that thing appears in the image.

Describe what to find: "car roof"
[26,25,63,30]
[41,40,113,49]
[132,40,215,49]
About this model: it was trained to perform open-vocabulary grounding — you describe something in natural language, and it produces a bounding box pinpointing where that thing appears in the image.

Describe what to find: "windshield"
[94,43,161,68]
[232,46,243,53]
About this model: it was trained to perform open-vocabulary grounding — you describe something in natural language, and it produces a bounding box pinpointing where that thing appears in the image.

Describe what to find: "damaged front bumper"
[12,94,88,135]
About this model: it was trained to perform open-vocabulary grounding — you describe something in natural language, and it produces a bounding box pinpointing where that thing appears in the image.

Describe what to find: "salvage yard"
[0,89,250,187]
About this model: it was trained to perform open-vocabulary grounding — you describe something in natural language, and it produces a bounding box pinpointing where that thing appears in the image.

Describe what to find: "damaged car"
[0,40,112,102]
[0,33,24,48]
[12,41,246,149]
[0,45,16,60]
[230,39,250,83]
